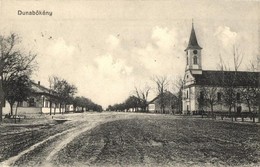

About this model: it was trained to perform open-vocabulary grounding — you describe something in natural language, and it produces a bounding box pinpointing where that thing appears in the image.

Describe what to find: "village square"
[0,1,259,167]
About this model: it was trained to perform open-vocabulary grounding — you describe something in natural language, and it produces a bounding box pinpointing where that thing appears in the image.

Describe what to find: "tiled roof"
[192,70,260,87]
[30,82,58,97]
[31,82,50,94]
[185,24,202,51]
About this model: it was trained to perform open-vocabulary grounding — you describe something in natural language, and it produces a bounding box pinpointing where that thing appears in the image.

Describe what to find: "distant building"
[148,91,178,114]
[182,23,259,114]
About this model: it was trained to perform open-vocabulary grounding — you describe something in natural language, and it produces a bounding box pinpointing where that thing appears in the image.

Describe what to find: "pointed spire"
[185,21,202,51]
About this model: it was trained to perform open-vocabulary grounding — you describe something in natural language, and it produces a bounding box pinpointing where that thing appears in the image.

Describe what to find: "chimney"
[38,81,40,85]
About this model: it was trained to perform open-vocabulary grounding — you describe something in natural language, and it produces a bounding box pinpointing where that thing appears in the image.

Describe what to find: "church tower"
[185,22,202,74]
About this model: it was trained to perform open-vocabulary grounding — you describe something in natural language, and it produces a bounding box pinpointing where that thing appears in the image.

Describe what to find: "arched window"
[193,56,198,64]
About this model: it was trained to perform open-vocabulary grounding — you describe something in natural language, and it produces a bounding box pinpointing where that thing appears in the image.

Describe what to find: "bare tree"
[134,84,151,112]
[197,86,218,116]
[172,77,184,113]
[220,46,244,114]
[233,45,244,71]
[0,33,37,121]
[152,75,169,114]
[240,60,260,113]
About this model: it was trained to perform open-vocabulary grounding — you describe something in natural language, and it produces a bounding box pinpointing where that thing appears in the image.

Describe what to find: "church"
[182,23,259,114]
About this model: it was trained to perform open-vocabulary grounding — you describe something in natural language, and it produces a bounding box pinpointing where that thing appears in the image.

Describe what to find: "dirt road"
[1,113,259,167]
[0,112,143,167]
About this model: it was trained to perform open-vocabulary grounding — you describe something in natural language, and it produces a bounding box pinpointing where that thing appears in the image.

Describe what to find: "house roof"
[149,91,176,104]
[31,81,50,94]
[30,81,58,97]
[184,23,202,51]
[192,70,260,87]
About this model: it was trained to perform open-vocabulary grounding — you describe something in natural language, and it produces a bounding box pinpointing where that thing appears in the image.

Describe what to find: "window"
[45,101,49,108]
[193,56,198,64]
[187,90,189,98]
[187,57,188,65]
[217,92,221,101]
[200,91,204,100]
[28,98,36,107]
[17,101,23,107]
[237,93,240,101]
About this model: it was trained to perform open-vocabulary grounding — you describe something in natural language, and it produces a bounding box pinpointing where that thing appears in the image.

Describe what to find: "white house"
[3,81,65,116]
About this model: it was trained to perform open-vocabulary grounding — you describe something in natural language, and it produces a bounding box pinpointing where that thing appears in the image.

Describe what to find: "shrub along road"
[1,113,260,167]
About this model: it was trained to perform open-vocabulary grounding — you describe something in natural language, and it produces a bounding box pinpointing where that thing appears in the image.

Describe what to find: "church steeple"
[185,22,202,51]
[185,21,203,73]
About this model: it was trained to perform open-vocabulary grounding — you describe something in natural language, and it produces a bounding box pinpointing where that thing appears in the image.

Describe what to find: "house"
[148,91,178,114]
[3,81,65,116]
[182,23,260,114]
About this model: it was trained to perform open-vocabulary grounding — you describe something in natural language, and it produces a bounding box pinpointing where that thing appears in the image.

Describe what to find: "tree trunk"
[228,106,232,115]
[10,103,14,115]
[0,76,4,122]
[256,93,260,122]
[15,105,18,124]
[246,99,251,113]
[211,104,214,119]
[59,103,61,114]
[49,101,52,115]
[54,104,56,115]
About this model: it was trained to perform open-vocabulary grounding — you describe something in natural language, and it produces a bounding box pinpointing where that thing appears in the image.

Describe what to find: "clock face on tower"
[193,50,198,54]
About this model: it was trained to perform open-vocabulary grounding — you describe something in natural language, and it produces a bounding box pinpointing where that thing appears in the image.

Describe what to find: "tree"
[172,77,184,113]
[0,33,37,121]
[124,95,140,112]
[5,75,31,123]
[152,75,169,113]
[134,85,151,112]
[240,60,260,113]
[51,76,77,113]
[218,47,243,114]
[197,86,218,116]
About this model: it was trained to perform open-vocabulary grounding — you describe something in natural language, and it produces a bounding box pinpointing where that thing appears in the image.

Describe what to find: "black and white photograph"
[0,0,259,166]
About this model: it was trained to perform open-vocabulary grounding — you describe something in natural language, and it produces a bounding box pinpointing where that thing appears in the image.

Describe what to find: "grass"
[55,116,260,167]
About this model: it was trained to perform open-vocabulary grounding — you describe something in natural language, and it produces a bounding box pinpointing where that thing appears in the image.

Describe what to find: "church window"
[187,57,188,65]
[217,92,221,101]
[187,90,189,98]
[193,56,198,64]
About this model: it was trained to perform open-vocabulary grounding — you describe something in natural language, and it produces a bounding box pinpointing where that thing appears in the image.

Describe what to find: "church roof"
[185,23,202,51]
[192,70,260,87]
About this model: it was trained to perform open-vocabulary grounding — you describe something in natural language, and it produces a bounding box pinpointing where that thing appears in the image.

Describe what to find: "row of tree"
[0,33,102,121]
[107,76,183,113]
[196,73,259,115]
[48,76,103,114]
[196,47,259,115]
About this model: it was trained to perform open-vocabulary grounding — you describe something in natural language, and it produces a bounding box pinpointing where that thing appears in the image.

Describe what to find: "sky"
[0,0,259,108]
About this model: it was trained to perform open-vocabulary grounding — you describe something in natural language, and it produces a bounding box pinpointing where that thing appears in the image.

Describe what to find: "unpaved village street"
[0,112,260,167]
